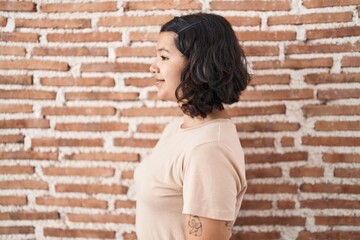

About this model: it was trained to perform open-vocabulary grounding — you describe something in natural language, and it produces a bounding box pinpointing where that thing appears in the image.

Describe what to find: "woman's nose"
[149,63,159,74]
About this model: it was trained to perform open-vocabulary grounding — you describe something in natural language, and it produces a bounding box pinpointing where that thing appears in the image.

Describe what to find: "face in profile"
[150,31,187,102]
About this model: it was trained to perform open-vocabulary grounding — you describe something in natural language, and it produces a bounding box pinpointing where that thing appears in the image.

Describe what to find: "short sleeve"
[182,142,241,221]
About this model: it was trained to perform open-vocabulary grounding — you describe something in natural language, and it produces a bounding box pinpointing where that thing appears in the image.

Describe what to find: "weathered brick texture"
[0,0,359,239]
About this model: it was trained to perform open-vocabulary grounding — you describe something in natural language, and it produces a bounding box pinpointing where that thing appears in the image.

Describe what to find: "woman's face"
[150,31,187,101]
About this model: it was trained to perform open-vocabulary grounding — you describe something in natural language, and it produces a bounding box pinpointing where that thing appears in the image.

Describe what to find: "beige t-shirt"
[134,118,247,240]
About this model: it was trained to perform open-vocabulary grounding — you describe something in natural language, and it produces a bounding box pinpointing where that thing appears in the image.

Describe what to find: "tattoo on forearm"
[188,215,202,236]
[225,221,233,231]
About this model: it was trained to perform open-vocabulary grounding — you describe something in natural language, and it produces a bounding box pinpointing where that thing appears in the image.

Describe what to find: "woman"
[134,13,250,240]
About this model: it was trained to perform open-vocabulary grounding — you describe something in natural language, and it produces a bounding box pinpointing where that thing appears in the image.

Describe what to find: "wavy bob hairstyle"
[160,13,251,118]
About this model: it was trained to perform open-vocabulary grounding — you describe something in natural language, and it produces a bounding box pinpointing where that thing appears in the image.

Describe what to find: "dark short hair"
[160,13,251,118]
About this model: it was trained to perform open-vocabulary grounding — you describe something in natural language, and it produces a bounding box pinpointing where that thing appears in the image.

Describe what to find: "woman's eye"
[160,56,169,60]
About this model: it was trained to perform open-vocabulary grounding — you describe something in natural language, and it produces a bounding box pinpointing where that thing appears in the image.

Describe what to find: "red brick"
[304,73,360,84]
[116,46,155,57]
[65,152,139,162]
[44,228,115,238]
[130,32,158,42]
[236,122,299,132]
[297,231,360,240]
[0,32,39,42]
[231,231,280,240]
[241,200,273,210]
[316,216,360,226]
[296,230,360,240]
[68,213,135,224]
[65,91,139,101]
[0,196,27,206]
[31,138,103,147]
[241,138,274,148]
[115,200,136,209]
[137,123,166,133]
[0,75,32,85]
[334,168,360,178]
[246,184,298,194]
[300,183,360,194]
[0,46,26,56]
[41,2,117,13]
[277,200,295,209]
[33,47,107,56]
[302,104,360,116]
[228,104,286,116]
[315,121,360,131]
[0,90,56,100]
[124,0,201,11]
[81,62,149,73]
[0,2,36,12]
[16,19,91,29]
[121,107,182,117]
[246,152,308,164]
[211,0,291,11]
[0,16,6,26]
[235,216,305,226]
[0,180,48,190]
[290,167,324,177]
[250,74,291,85]
[123,232,137,240]
[300,199,360,209]
[286,42,360,54]
[241,89,313,101]
[0,211,59,220]
[0,134,24,144]
[43,167,115,177]
[323,153,360,163]
[0,226,34,234]
[268,12,352,25]
[253,58,333,69]
[236,31,296,41]
[55,183,128,195]
[121,170,134,179]
[302,136,360,146]
[0,104,33,113]
[226,16,261,26]
[307,26,360,40]
[47,32,121,42]
[42,107,116,116]
[246,167,282,179]
[99,15,173,27]
[0,151,58,161]
[0,119,50,129]
[303,0,360,8]
[36,196,107,209]
[0,166,34,175]
[244,45,279,56]
[41,77,114,86]
[56,122,128,132]
[342,56,360,67]
[281,137,294,147]
[124,77,156,87]
[0,60,69,71]
[319,89,360,102]
[114,138,158,148]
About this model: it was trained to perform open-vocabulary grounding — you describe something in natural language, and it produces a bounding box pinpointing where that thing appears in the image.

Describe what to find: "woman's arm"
[184,214,233,240]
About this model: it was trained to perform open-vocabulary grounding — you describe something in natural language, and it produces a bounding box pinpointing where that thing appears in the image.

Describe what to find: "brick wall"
[0,0,359,239]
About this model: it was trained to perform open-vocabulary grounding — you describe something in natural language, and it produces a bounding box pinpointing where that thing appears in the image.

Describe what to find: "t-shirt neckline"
[178,118,232,132]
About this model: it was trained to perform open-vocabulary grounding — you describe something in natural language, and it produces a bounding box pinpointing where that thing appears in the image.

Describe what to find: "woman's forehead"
[156,32,177,51]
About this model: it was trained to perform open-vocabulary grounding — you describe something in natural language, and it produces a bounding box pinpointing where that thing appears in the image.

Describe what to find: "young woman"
[134,13,251,240]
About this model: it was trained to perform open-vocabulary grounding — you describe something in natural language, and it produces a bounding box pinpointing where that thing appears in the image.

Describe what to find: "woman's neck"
[181,108,231,129]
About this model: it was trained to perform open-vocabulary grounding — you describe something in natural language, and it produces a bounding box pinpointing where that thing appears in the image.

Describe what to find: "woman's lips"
[155,80,165,87]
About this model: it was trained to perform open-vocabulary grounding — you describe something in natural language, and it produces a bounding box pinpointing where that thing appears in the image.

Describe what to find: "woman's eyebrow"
[157,47,171,53]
